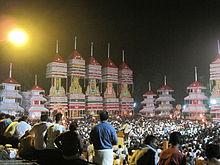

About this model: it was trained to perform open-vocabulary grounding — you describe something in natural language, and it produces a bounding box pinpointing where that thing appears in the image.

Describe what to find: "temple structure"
[102,43,119,115]
[183,67,208,120]
[0,63,24,116]
[210,41,220,120]
[140,82,156,117]
[25,75,48,119]
[46,40,68,117]
[118,50,134,116]
[68,37,86,118]
[85,42,103,116]
[155,76,175,117]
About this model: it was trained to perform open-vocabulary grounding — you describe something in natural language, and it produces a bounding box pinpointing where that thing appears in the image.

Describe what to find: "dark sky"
[0,0,220,108]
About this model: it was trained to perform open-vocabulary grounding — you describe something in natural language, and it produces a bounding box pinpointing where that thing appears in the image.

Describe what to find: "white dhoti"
[94,149,113,165]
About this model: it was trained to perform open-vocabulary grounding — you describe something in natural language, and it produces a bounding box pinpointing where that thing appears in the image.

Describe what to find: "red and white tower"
[26,75,48,119]
[140,82,156,117]
[155,76,175,117]
[0,63,24,116]
[183,67,208,120]
[210,41,220,120]
[68,37,86,118]
[118,50,134,116]
[85,42,103,116]
[102,43,119,115]
[46,41,68,117]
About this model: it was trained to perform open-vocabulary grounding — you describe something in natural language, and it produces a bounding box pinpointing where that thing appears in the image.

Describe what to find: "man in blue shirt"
[90,111,118,165]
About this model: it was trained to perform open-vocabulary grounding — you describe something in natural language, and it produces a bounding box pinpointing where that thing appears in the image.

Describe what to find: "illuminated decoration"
[102,43,119,115]
[68,37,86,118]
[0,63,24,116]
[46,40,68,117]
[8,29,28,46]
[210,41,220,120]
[140,82,156,117]
[155,76,175,117]
[24,75,48,119]
[85,42,103,116]
[118,50,134,116]
[183,67,208,120]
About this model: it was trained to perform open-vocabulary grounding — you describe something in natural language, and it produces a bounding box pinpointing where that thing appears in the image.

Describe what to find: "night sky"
[1,0,220,110]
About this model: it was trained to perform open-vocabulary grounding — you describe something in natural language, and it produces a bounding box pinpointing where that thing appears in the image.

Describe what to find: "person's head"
[0,113,5,120]
[40,114,48,122]
[169,131,182,146]
[69,121,78,132]
[99,111,108,121]
[55,113,63,123]
[5,114,11,119]
[18,116,28,122]
[144,135,158,148]
[10,115,15,121]
[205,144,220,160]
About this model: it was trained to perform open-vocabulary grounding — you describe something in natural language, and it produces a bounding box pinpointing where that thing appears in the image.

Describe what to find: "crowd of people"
[0,111,219,165]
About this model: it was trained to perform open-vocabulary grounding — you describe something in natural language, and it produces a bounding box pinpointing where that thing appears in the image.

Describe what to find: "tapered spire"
[218,40,220,54]
[56,40,59,54]
[107,43,110,58]
[35,74,38,85]
[9,63,12,78]
[74,36,77,50]
[90,42,94,57]
[122,50,125,62]
[164,75,167,85]
[195,66,198,81]
[148,81,151,91]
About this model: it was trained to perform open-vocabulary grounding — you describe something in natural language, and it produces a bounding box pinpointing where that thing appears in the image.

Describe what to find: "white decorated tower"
[118,50,134,116]
[155,76,175,117]
[0,63,24,116]
[210,41,220,120]
[183,67,208,120]
[46,40,68,117]
[102,43,119,115]
[26,75,48,119]
[68,37,86,118]
[85,42,103,116]
[140,82,156,117]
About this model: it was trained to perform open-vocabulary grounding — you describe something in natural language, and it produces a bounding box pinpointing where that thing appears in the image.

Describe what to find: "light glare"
[8,29,28,45]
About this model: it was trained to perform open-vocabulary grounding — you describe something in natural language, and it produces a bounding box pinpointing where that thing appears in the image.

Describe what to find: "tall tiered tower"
[68,37,86,118]
[102,43,119,115]
[118,50,134,116]
[46,41,68,117]
[0,63,24,116]
[26,75,48,119]
[210,41,220,120]
[183,67,208,120]
[85,42,103,116]
[155,76,175,117]
[140,82,156,117]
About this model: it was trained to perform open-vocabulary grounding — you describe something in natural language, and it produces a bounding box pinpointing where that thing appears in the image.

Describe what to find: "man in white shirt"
[45,113,66,149]
[29,114,51,164]
[15,116,31,139]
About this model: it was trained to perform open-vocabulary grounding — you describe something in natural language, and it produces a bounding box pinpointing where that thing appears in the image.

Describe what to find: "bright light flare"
[8,29,28,45]
[210,99,217,105]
